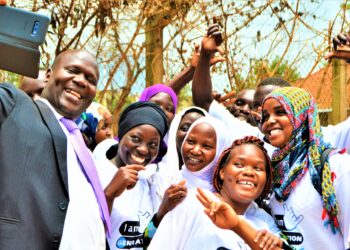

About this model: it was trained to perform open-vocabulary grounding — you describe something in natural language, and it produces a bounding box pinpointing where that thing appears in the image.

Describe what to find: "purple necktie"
[60,117,111,235]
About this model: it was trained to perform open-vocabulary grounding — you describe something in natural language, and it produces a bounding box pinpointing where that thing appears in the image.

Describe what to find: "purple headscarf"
[138,83,178,113]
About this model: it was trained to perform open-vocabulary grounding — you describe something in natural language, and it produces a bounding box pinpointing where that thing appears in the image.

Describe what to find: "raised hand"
[333,33,350,50]
[325,33,350,62]
[190,44,201,68]
[197,188,283,250]
[212,91,222,102]
[155,180,188,225]
[190,43,225,68]
[196,188,238,230]
[254,229,283,250]
[201,24,225,56]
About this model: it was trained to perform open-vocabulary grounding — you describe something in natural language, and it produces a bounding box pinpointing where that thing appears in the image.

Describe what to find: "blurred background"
[1,0,349,126]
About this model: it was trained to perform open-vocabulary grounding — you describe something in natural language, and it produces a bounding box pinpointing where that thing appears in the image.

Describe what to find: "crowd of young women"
[89,26,350,250]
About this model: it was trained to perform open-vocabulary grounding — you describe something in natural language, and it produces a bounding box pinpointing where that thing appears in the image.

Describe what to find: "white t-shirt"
[147,115,231,211]
[94,141,156,250]
[270,153,350,250]
[39,99,105,250]
[147,167,216,211]
[209,100,350,155]
[209,100,276,156]
[322,116,350,154]
[149,190,279,250]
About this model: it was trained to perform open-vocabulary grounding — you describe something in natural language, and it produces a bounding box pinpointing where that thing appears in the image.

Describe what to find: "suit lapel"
[34,100,69,195]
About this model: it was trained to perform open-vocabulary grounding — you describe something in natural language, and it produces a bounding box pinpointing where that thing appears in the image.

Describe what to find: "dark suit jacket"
[0,83,69,249]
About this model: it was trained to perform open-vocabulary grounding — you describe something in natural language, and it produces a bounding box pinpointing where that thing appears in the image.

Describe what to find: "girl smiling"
[261,87,350,250]
[149,136,284,250]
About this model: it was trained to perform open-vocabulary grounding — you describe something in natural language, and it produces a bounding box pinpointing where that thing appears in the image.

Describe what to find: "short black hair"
[257,77,291,88]
[183,107,206,117]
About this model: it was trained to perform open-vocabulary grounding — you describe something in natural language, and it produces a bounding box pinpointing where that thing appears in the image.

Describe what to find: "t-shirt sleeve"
[208,100,260,143]
[322,118,350,154]
[331,154,350,249]
[148,191,198,250]
[148,196,192,250]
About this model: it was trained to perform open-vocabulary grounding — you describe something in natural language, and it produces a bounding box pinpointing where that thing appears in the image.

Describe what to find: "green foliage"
[96,89,138,114]
[269,56,301,83]
[177,83,193,111]
[230,56,301,93]
[248,56,300,86]
[0,70,22,87]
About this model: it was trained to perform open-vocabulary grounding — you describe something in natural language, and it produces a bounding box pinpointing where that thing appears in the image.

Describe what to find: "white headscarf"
[147,107,208,209]
[180,116,230,191]
[163,106,208,173]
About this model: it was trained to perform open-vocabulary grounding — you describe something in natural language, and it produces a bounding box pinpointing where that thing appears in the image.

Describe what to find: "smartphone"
[0,6,50,78]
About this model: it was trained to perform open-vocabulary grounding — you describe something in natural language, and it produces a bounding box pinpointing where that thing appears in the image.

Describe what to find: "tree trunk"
[330,59,348,124]
[145,17,164,87]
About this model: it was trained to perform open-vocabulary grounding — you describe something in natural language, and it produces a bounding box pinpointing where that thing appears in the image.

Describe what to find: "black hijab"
[106,101,168,159]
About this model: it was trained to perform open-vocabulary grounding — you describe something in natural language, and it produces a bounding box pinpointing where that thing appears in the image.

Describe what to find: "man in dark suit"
[0,49,108,249]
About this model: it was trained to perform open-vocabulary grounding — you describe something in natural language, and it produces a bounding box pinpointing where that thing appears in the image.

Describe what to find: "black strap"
[321,148,334,168]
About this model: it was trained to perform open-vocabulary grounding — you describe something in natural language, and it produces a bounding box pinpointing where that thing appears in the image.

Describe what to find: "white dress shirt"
[39,99,105,250]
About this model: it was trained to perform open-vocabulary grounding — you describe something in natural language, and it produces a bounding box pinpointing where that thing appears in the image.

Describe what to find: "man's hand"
[212,91,222,102]
[250,107,262,124]
[333,33,350,50]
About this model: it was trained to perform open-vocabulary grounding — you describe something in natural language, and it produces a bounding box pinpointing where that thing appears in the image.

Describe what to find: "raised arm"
[168,44,225,94]
[325,33,350,62]
[196,188,283,250]
[167,65,195,94]
[192,24,224,111]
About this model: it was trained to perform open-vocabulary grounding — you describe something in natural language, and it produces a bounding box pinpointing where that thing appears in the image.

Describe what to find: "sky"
[206,0,346,92]
[7,0,348,95]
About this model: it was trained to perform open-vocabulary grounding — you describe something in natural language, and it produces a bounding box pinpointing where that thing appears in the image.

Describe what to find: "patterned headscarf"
[263,87,340,231]
[76,102,112,149]
[138,83,178,114]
